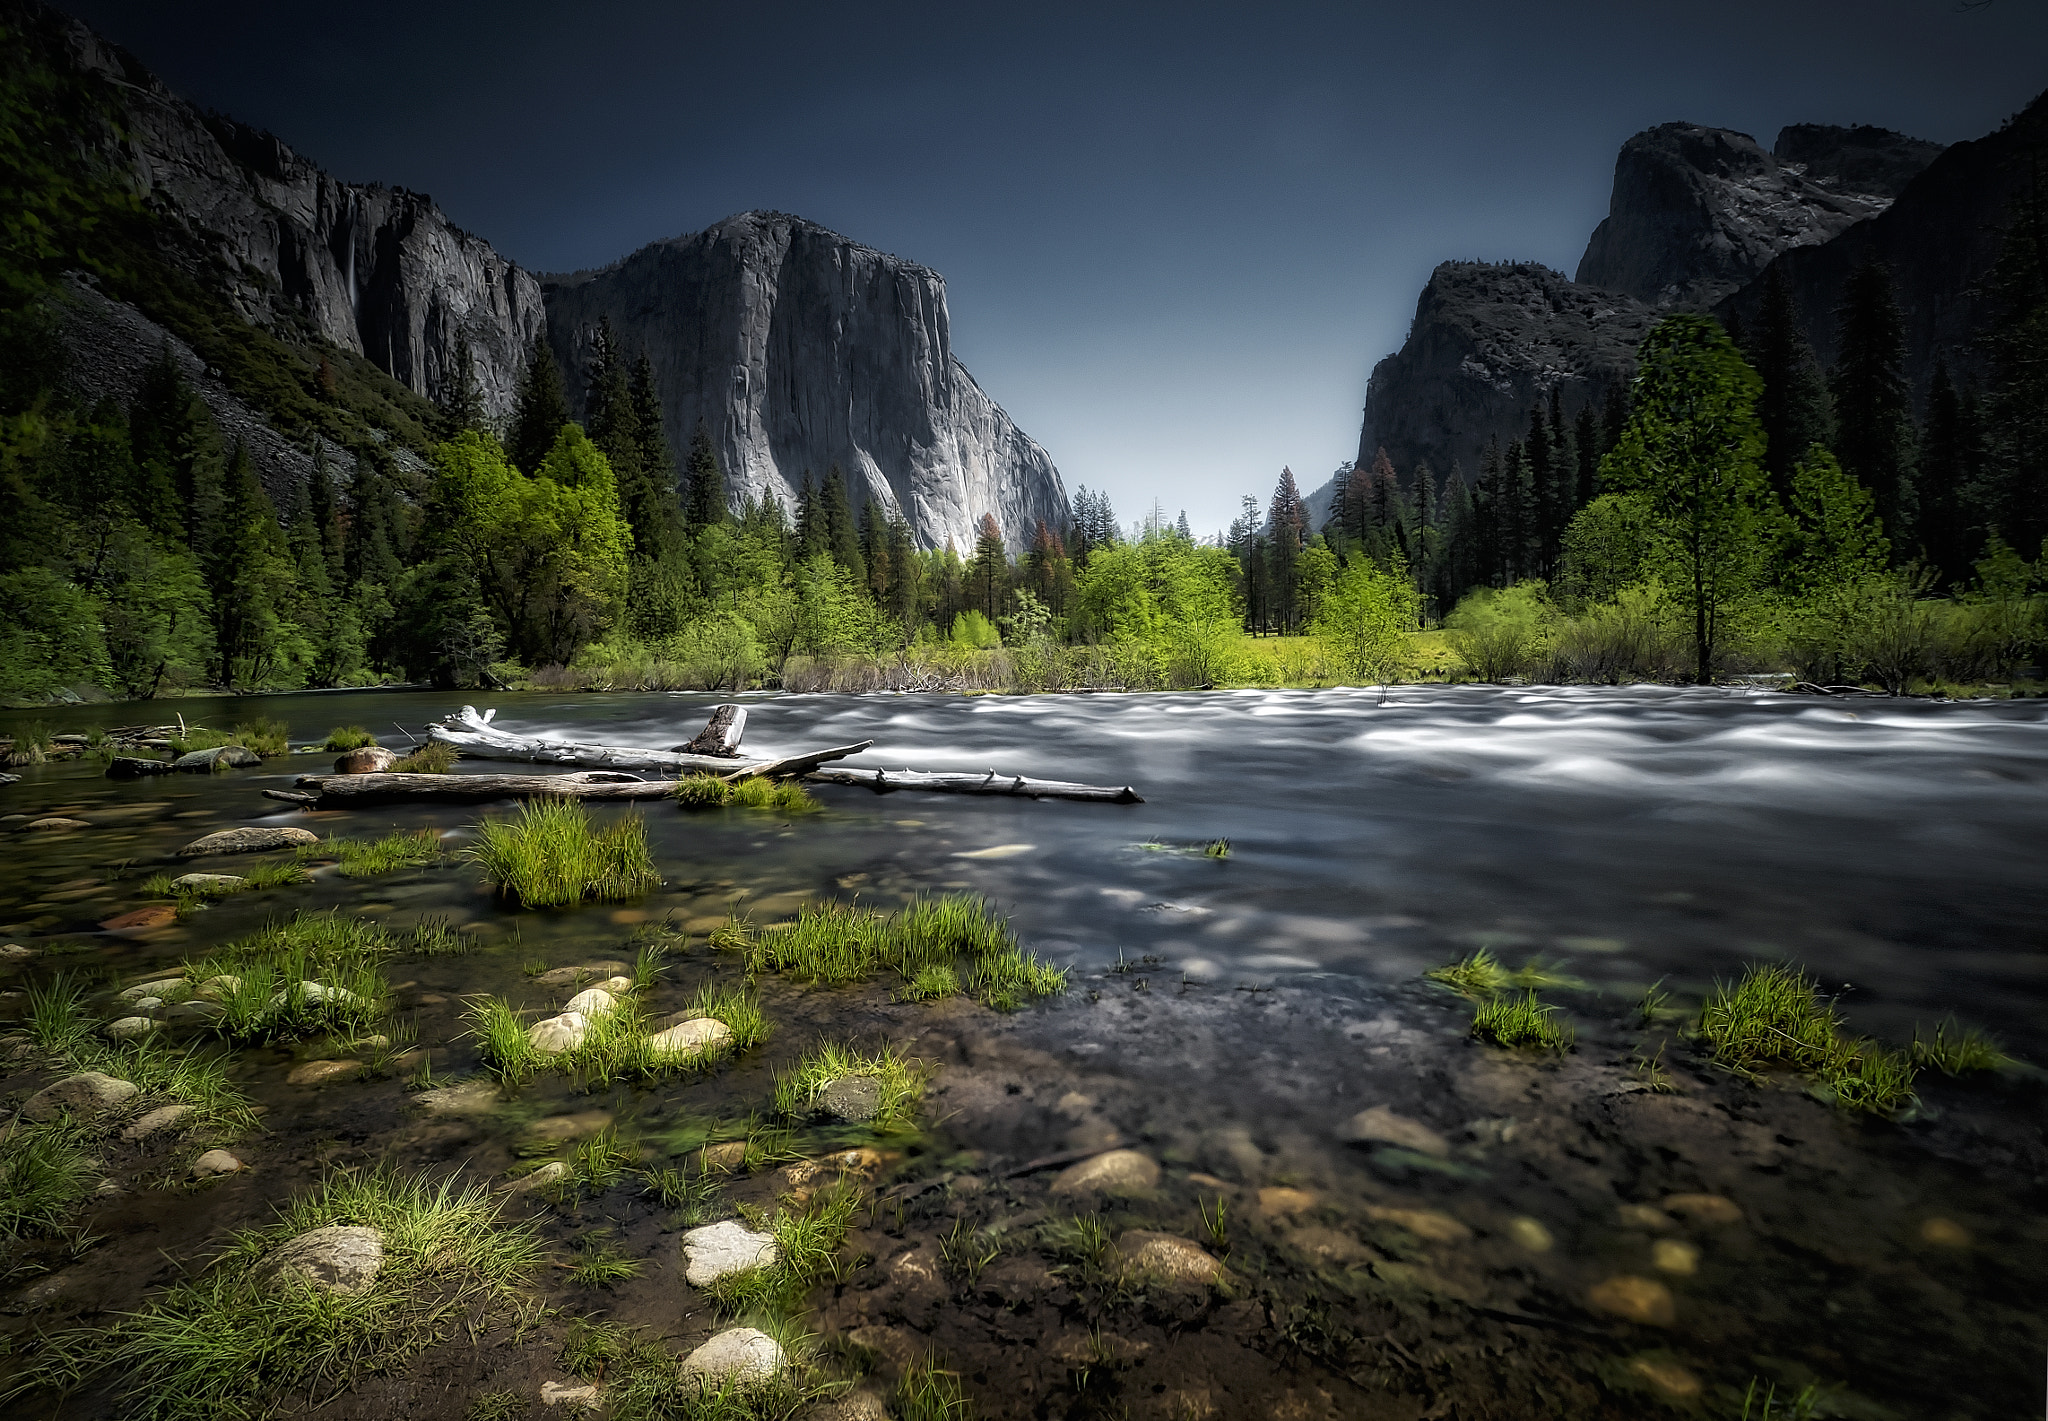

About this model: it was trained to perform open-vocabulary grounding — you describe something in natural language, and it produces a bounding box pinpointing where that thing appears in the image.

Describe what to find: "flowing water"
[1,686,2043,1418]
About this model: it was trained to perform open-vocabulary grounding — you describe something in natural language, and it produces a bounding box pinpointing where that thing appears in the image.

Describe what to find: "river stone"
[162,999,225,1022]
[811,1388,891,1421]
[172,745,260,771]
[191,1148,245,1178]
[1363,1205,1471,1243]
[1338,1105,1450,1156]
[122,1103,194,1140]
[815,1075,882,1122]
[287,1059,361,1086]
[105,1016,158,1040]
[106,756,172,778]
[1661,1193,1742,1225]
[1117,1230,1227,1288]
[1652,1239,1700,1274]
[26,817,90,832]
[0,943,34,963]
[333,746,396,774]
[700,1141,749,1172]
[258,1225,384,1294]
[23,1071,138,1122]
[195,975,240,1000]
[179,826,318,857]
[417,1078,501,1114]
[119,977,189,1002]
[680,1326,784,1384]
[169,874,243,893]
[100,905,178,930]
[647,1017,731,1059]
[1050,1149,1161,1196]
[683,1219,779,1286]
[529,1011,589,1053]
[532,961,628,987]
[562,986,621,1017]
[1589,1274,1675,1325]
[507,1161,568,1194]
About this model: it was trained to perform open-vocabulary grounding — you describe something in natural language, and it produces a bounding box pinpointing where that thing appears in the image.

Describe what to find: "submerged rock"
[121,1103,193,1140]
[1117,1230,1227,1288]
[1338,1105,1450,1156]
[333,746,396,774]
[682,1219,779,1286]
[1050,1148,1160,1197]
[1509,1217,1555,1252]
[0,943,34,963]
[287,1059,361,1086]
[529,1011,590,1054]
[417,1079,501,1114]
[700,1141,749,1173]
[191,1148,245,1178]
[169,874,242,893]
[106,756,172,778]
[161,999,225,1022]
[99,906,178,931]
[532,961,628,988]
[178,826,318,857]
[22,1071,137,1122]
[815,1076,882,1123]
[680,1326,784,1384]
[27,817,90,832]
[1661,1193,1742,1225]
[258,1224,384,1294]
[507,1161,568,1194]
[647,1017,731,1059]
[1652,1239,1699,1275]
[1588,1274,1675,1325]
[1363,1205,1471,1243]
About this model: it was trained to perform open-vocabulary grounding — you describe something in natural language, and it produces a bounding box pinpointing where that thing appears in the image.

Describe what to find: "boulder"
[1338,1106,1450,1157]
[27,817,90,832]
[815,1076,882,1123]
[1050,1149,1160,1197]
[178,826,318,857]
[1116,1231,1227,1288]
[647,1017,731,1060]
[257,1224,384,1294]
[22,1071,138,1122]
[191,1148,245,1178]
[682,1219,779,1286]
[105,756,172,778]
[99,905,179,931]
[287,1059,361,1086]
[529,1012,589,1054]
[172,745,261,772]
[680,1326,784,1385]
[169,874,243,893]
[105,1016,158,1040]
[333,746,396,774]
[121,1103,194,1140]
[562,987,621,1017]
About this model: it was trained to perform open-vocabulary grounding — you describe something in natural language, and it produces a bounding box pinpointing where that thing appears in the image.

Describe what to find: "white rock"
[647,1017,731,1059]
[257,1225,384,1294]
[191,1148,245,1178]
[1050,1149,1160,1196]
[1117,1230,1227,1287]
[683,1219,779,1286]
[680,1326,784,1385]
[22,1071,138,1122]
[562,987,620,1017]
[122,1104,194,1140]
[283,981,362,1008]
[105,1015,159,1040]
[540,1380,602,1409]
[0,943,35,963]
[507,1161,568,1194]
[118,977,188,1003]
[528,1011,589,1054]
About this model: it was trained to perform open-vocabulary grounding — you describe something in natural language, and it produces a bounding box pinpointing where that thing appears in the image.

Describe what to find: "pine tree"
[1916,361,1976,586]
[1830,258,1916,549]
[970,513,1007,620]
[509,332,569,475]
[1601,383,1631,466]
[1573,403,1600,509]
[1176,509,1192,541]
[683,422,726,527]
[1748,266,1833,496]
[307,444,346,591]
[439,333,487,438]
[794,472,824,560]
[630,355,673,496]
[819,466,863,583]
[1441,461,1477,604]
[1975,159,2048,555]
[1268,467,1306,631]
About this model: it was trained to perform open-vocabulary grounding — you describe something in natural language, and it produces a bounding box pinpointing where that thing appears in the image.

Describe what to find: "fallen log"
[427,704,769,773]
[673,703,746,756]
[806,766,1143,804]
[291,743,874,806]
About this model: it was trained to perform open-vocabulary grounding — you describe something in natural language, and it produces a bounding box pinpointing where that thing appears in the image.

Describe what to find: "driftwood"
[807,766,1143,804]
[426,704,775,773]
[673,703,746,756]
[287,742,874,807]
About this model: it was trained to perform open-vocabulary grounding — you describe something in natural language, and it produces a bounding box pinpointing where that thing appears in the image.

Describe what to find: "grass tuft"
[1202,838,1231,859]
[672,773,820,813]
[1427,947,1579,999]
[316,828,443,878]
[1471,990,1574,1052]
[180,912,396,1044]
[896,1352,974,1421]
[1909,1017,2009,1075]
[322,726,379,752]
[465,997,543,1086]
[390,741,458,774]
[567,1239,644,1288]
[1698,963,1918,1115]
[231,717,291,758]
[462,800,658,908]
[0,1121,96,1238]
[26,972,95,1055]
[704,1185,860,1316]
[749,894,1063,1011]
[772,1042,925,1130]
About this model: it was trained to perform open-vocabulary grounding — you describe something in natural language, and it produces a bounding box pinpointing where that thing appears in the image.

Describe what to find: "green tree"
[508,331,569,476]
[1746,266,1833,497]
[438,333,487,438]
[683,421,726,528]
[969,513,1008,621]
[1600,315,1774,683]
[1829,259,1916,549]
[1312,551,1420,687]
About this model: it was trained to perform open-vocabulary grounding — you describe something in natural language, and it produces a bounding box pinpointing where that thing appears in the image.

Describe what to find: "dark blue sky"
[65,0,2048,531]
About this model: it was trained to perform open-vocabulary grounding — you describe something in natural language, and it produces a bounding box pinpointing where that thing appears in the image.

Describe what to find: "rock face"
[544,212,1070,552]
[1576,122,1940,309]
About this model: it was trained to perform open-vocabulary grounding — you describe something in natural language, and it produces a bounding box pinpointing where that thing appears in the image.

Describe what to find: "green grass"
[895,1353,974,1421]
[939,1216,1002,1285]
[142,861,309,915]
[567,1125,636,1195]
[640,1166,729,1226]
[709,903,754,953]
[1202,838,1231,859]
[685,982,771,1051]
[630,941,668,994]
[567,1239,644,1288]
[11,1169,543,1421]
[178,912,402,1044]
[465,997,543,1086]
[462,800,659,908]
[26,972,94,1055]
[1427,947,1580,999]
[466,1390,527,1421]
[1038,1213,1124,1297]
[320,828,442,878]
[1697,964,1919,1115]
[747,894,1064,1011]
[673,773,820,813]
[466,976,764,1089]
[70,1038,262,1135]
[390,742,458,774]
[1909,1018,2010,1075]
[231,718,290,759]
[0,1121,96,1238]
[559,1321,809,1420]
[896,964,960,1003]
[1470,991,1575,1052]
[4,720,53,766]
[772,1042,925,1130]
[322,726,379,752]
[703,1185,861,1315]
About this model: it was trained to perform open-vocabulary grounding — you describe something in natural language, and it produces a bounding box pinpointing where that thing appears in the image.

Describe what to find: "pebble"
[191,1148,245,1179]
[1338,1105,1451,1156]
[681,1327,784,1384]
[177,826,318,857]
[1116,1230,1227,1287]
[121,1104,194,1140]
[682,1219,779,1286]
[647,1017,732,1059]
[169,874,242,893]
[1588,1274,1675,1325]
[1363,1205,1470,1243]
[1652,1239,1699,1274]
[1257,1186,1318,1217]
[257,1224,383,1293]
[1509,1217,1555,1252]
[287,1059,362,1087]
[0,944,34,963]
[22,1071,138,1122]
[1661,1193,1741,1225]
[1050,1148,1160,1196]
[529,1012,590,1053]
[699,1141,749,1172]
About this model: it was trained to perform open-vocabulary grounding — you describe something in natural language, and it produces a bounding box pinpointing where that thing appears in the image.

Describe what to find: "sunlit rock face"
[1575,122,1941,309]
[543,212,1070,552]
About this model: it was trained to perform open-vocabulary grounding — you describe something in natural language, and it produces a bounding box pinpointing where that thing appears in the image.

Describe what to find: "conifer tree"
[1917,360,1978,586]
[1976,165,2048,554]
[307,444,346,591]
[439,333,487,438]
[509,331,570,475]
[818,466,863,583]
[1830,259,1916,548]
[683,422,726,527]
[970,513,1008,620]
[794,471,823,560]
[1601,383,1631,466]
[630,354,673,496]
[1748,266,1833,496]
[1574,403,1600,508]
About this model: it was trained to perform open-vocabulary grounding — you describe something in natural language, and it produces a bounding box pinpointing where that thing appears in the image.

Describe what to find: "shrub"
[1445,583,1552,681]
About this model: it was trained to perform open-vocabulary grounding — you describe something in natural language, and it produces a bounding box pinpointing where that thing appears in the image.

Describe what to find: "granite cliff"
[544,213,1068,552]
